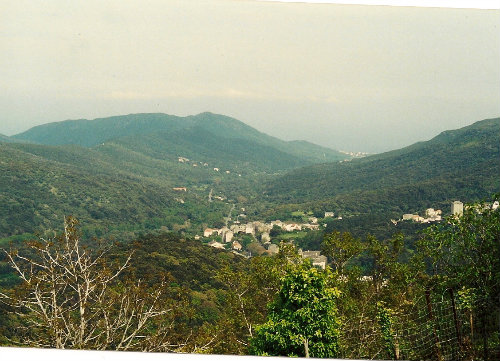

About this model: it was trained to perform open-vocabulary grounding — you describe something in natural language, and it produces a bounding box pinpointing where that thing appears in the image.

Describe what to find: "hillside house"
[283,223,301,232]
[230,224,246,234]
[324,212,334,218]
[299,250,327,270]
[172,187,187,192]
[204,228,216,237]
[402,214,416,221]
[232,241,242,251]
[245,224,256,235]
[452,201,464,216]
[223,230,234,243]
[255,222,272,233]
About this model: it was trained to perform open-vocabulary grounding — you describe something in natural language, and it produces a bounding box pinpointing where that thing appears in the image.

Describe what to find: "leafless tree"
[0,216,182,351]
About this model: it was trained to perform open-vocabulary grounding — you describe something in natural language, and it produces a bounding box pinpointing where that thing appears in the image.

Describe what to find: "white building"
[245,224,256,235]
[204,228,215,237]
[402,214,415,221]
[283,223,302,232]
[223,230,234,243]
[452,201,464,216]
[299,250,327,270]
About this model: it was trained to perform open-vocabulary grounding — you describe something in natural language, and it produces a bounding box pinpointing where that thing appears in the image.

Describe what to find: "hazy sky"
[1,0,499,153]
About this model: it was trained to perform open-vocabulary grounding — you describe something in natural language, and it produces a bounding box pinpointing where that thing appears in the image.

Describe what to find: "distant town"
[196,199,500,270]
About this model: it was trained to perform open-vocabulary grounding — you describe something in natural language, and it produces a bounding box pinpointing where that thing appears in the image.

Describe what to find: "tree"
[418,195,500,359]
[321,230,364,273]
[250,266,342,358]
[0,216,181,351]
[210,242,305,354]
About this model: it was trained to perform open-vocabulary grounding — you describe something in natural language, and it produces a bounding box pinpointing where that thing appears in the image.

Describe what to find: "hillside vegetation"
[13,112,348,169]
[265,117,499,216]
[2,115,498,243]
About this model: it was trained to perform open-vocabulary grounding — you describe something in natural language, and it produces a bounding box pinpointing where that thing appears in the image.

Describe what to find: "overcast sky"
[1,0,499,153]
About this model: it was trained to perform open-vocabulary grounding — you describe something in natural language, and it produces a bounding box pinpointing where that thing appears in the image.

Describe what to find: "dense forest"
[0,196,498,359]
[1,116,498,244]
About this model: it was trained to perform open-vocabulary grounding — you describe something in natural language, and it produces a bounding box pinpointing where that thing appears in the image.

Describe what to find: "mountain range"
[12,112,347,172]
[1,113,498,239]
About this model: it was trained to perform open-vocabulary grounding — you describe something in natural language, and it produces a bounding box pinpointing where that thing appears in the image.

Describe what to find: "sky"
[1,0,499,153]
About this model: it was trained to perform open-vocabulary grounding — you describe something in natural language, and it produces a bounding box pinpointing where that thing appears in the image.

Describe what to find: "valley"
[1,113,498,257]
[0,112,499,359]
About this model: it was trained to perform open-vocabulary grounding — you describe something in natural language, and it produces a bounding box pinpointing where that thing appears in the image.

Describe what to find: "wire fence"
[340,287,499,360]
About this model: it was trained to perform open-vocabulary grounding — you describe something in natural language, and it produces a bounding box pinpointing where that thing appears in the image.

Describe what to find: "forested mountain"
[1,112,351,238]
[265,117,499,216]
[2,115,498,241]
[12,112,348,170]
[1,115,499,359]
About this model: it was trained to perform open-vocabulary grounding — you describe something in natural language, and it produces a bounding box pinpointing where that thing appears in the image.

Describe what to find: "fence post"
[425,288,442,361]
[449,288,463,359]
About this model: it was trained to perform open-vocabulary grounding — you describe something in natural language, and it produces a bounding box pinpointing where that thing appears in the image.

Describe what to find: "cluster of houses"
[401,207,443,223]
[396,200,499,224]
[201,218,322,255]
[205,235,327,269]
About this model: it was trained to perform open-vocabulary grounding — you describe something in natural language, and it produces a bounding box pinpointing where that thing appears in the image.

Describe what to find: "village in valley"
[196,199,489,269]
[170,156,498,269]
[200,213,328,268]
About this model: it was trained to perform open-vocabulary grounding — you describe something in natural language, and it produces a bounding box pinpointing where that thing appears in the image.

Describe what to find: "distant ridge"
[12,112,348,168]
[265,117,500,213]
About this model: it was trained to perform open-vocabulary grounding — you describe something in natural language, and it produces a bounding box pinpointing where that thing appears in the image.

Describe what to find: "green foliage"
[250,266,342,358]
[377,302,396,359]
[418,194,500,324]
[265,117,499,219]
[321,230,364,272]
[0,217,188,350]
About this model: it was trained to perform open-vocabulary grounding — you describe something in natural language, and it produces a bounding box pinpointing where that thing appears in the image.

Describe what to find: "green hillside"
[265,117,500,216]
[108,127,308,173]
[12,112,347,168]
[3,115,498,241]
[0,142,238,239]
